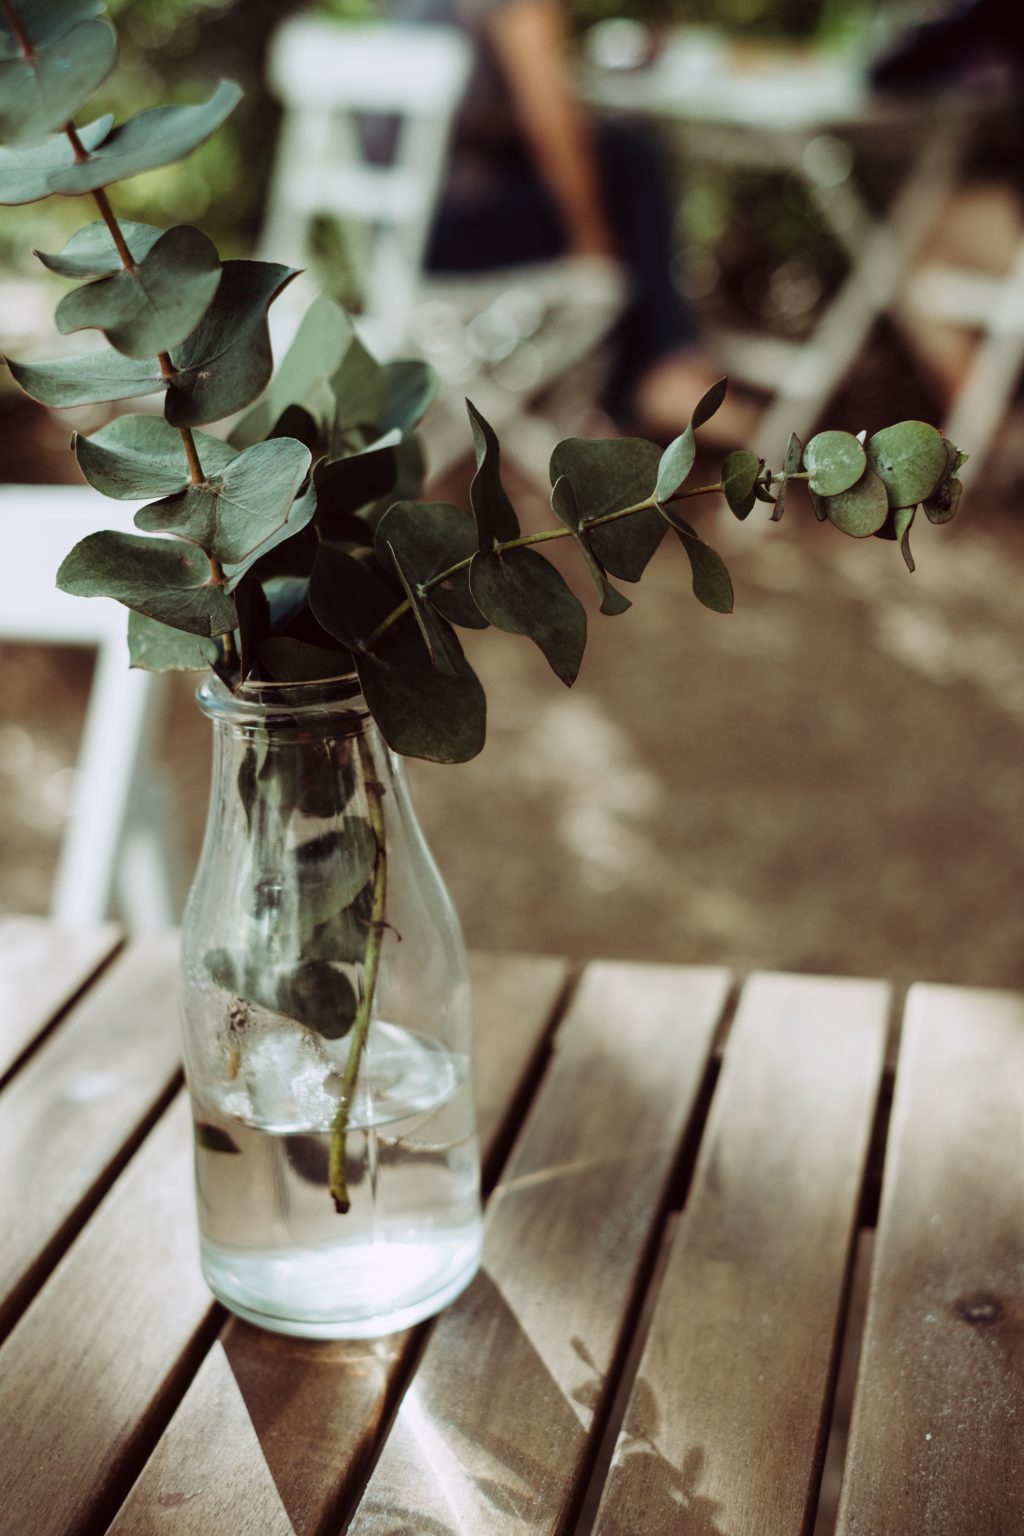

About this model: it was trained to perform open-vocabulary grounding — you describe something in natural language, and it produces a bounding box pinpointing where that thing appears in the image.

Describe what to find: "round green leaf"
[165,260,298,427]
[0,112,111,204]
[127,611,219,672]
[55,224,221,358]
[6,347,165,407]
[75,415,238,500]
[691,375,728,430]
[549,436,664,581]
[820,467,889,538]
[135,437,312,565]
[356,620,487,764]
[0,18,117,146]
[803,430,866,496]
[0,2,107,60]
[36,219,162,277]
[232,294,352,448]
[47,79,242,194]
[380,359,439,436]
[470,545,587,686]
[866,421,947,509]
[56,529,236,636]
[375,500,485,630]
[674,525,733,613]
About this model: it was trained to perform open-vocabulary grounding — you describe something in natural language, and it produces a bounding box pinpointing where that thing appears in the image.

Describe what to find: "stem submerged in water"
[328,735,388,1214]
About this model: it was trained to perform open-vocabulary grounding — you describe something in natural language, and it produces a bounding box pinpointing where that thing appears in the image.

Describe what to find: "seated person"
[392,0,752,441]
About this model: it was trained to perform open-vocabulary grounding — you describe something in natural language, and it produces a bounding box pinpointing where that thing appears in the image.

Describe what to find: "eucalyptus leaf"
[467,398,519,549]
[278,961,357,1040]
[923,476,962,525]
[292,817,376,923]
[75,414,238,499]
[819,466,889,538]
[331,334,386,441]
[672,521,734,613]
[655,423,695,504]
[6,347,164,407]
[721,449,760,520]
[309,542,397,651]
[361,432,426,533]
[470,546,586,686]
[549,436,663,581]
[385,538,463,674]
[0,2,108,60]
[259,635,355,683]
[771,432,802,523]
[194,1122,240,1155]
[691,375,728,430]
[232,293,352,448]
[57,530,236,636]
[233,575,269,680]
[314,439,399,541]
[0,111,110,203]
[127,610,219,671]
[380,358,439,436]
[36,218,161,277]
[896,505,916,571]
[55,224,220,358]
[135,437,311,565]
[356,618,487,763]
[550,474,630,616]
[866,421,947,508]
[375,500,484,630]
[222,481,318,590]
[47,79,242,194]
[166,260,298,427]
[0,18,117,146]
[803,430,866,496]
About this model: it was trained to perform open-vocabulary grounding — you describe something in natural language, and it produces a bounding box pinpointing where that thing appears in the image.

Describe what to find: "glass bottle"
[180,674,481,1339]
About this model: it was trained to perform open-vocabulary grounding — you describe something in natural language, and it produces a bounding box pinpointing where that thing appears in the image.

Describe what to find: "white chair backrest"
[259,18,472,359]
[3,484,177,929]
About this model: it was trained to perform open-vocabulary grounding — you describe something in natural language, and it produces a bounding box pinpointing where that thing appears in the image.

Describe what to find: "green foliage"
[0,4,964,763]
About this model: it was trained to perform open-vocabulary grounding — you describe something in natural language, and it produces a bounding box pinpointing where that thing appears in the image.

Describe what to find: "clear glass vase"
[180,674,482,1339]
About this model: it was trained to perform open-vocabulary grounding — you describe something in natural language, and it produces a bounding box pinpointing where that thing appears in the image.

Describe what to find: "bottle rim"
[196,671,369,733]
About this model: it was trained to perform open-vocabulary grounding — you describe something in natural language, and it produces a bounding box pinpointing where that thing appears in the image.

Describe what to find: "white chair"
[259,16,625,483]
[2,484,180,930]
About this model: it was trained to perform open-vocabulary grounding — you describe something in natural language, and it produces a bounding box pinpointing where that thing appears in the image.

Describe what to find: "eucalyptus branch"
[328,736,388,1215]
[361,462,802,652]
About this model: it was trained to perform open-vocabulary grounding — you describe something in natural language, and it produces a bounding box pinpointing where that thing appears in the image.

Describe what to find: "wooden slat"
[0,1094,216,1536]
[593,971,889,1536]
[0,914,120,1080]
[103,952,571,1536]
[835,983,1024,1535]
[0,935,181,1333]
[346,961,731,1534]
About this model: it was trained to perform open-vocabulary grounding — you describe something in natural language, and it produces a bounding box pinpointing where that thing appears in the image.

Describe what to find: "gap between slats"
[0,930,124,1093]
[0,1068,183,1345]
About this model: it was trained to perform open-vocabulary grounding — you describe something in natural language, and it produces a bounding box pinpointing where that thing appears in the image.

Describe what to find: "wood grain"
[835,983,1024,1536]
[0,935,182,1333]
[103,951,571,1536]
[593,971,889,1536]
[346,961,731,1536]
[0,1093,216,1536]
[0,914,120,1080]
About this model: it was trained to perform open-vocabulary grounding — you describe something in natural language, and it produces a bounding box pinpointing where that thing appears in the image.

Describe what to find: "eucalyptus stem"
[328,735,388,1215]
[0,0,32,58]
[363,463,799,651]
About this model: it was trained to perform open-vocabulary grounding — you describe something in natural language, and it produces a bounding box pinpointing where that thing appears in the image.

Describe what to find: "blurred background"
[3,0,1024,990]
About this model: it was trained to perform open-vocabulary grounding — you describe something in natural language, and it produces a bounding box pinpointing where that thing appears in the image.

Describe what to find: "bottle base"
[201,1228,483,1339]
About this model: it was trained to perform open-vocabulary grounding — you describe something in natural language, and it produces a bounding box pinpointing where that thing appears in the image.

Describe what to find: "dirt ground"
[3,394,1024,993]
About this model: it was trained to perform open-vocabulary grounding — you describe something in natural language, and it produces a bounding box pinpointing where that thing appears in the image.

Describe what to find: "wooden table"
[1,915,1021,1535]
